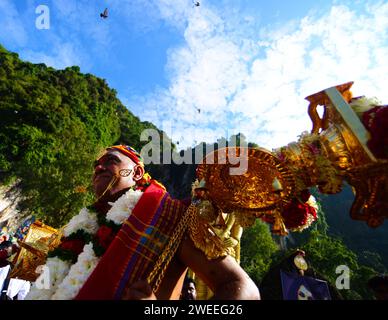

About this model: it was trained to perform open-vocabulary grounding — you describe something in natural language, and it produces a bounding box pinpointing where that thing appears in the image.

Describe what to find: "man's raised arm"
[177,235,260,300]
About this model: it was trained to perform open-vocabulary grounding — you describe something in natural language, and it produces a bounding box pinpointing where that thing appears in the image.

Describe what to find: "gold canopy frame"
[306,82,388,227]
[10,221,61,281]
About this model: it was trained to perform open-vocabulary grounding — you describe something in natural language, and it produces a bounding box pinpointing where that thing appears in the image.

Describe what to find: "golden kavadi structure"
[197,82,388,233]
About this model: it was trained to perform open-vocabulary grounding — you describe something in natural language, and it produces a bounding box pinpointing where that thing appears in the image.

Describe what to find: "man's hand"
[122,280,157,300]
[223,237,238,248]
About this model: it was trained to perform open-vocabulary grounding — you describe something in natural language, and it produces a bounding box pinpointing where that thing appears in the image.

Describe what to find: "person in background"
[0,232,19,268]
[259,250,343,300]
[1,232,24,300]
[180,277,197,300]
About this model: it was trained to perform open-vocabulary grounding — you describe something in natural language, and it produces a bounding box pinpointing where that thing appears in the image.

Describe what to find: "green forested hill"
[319,185,388,270]
[0,44,163,226]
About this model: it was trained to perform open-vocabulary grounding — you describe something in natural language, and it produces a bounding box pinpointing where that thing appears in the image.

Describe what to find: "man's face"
[93,150,140,200]
[182,282,197,300]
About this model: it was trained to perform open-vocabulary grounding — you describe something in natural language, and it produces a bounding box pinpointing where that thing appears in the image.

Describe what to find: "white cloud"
[131,1,388,150]
[21,41,84,70]
[0,0,28,47]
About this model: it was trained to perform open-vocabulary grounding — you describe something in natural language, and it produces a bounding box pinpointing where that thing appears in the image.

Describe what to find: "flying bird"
[100,8,108,19]
[193,1,200,7]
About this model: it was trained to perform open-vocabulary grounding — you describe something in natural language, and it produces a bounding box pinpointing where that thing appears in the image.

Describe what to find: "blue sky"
[1,0,388,150]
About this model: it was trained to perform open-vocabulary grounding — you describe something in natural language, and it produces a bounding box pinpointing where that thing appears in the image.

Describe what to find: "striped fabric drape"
[75,181,187,300]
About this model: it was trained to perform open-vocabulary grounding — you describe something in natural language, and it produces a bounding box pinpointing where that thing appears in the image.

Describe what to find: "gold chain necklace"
[147,204,196,292]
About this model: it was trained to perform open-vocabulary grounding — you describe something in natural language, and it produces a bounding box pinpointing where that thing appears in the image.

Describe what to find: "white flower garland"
[26,188,143,300]
[26,257,71,300]
[63,208,99,237]
[51,243,99,300]
[107,189,143,225]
